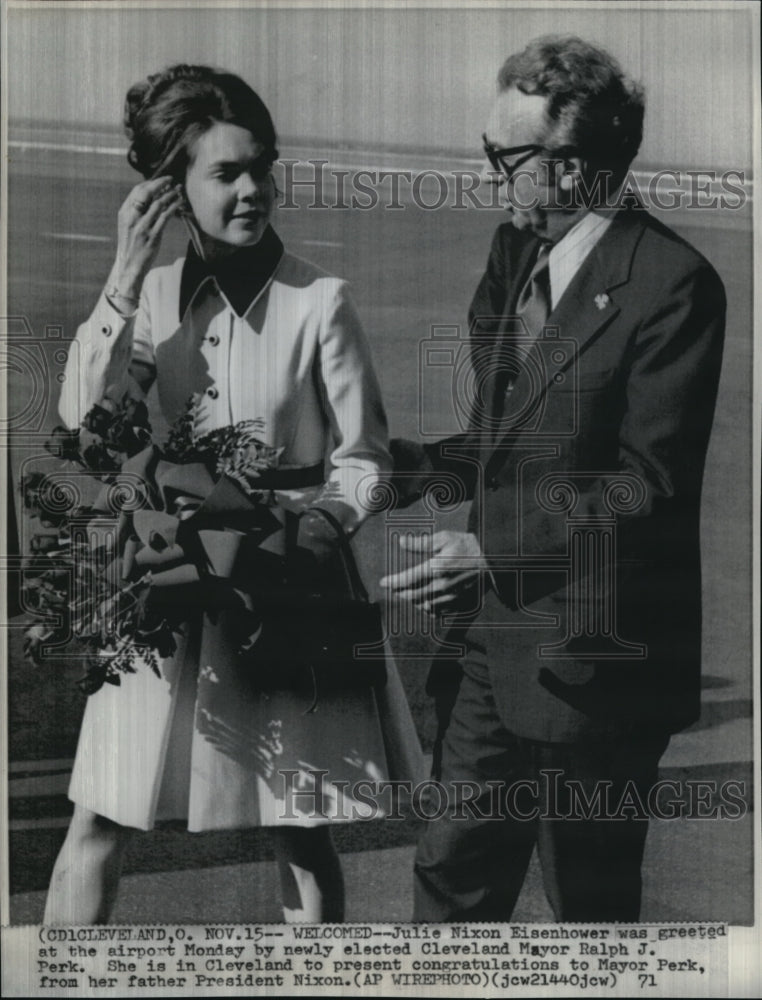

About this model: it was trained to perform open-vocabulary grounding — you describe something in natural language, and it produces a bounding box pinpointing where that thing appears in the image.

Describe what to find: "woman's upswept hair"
[124,64,278,181]
[498,35,644,182]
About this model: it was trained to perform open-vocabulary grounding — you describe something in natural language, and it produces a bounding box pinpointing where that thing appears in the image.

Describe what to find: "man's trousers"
[414,637,670,922]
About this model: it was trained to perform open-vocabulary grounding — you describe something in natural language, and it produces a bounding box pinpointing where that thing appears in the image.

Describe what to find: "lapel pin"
[594,293,611,311]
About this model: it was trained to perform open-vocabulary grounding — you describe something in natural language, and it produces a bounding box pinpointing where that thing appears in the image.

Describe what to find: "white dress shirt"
[547,210,614,310]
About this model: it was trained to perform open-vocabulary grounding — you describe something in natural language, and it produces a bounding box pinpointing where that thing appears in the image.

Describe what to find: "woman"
[46,64,422,924]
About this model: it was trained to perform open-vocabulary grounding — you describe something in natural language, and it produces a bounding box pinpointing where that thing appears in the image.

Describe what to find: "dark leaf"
[45,426,82,461]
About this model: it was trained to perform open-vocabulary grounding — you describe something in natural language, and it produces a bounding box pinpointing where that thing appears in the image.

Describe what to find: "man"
[382,35,725,921]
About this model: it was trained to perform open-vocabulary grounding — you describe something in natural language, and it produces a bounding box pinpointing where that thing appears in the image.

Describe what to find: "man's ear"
[558,155,586,192]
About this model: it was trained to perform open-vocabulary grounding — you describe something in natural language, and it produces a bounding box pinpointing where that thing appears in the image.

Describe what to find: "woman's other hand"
[295,509,345,592]
[389,437,434,508]
[113,176,184,300]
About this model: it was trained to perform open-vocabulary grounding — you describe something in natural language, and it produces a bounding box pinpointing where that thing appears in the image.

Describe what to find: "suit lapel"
[488,208,648,460]
[470,236,539,444]
[543,208,646,377]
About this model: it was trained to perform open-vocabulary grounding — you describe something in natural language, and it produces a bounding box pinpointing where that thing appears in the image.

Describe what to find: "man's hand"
[380,530,487,613]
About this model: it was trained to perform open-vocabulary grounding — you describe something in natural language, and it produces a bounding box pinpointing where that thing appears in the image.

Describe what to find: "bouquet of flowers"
[21,393,283,694]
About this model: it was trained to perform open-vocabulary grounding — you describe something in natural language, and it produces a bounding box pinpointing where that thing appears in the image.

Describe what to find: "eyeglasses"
[482,134,543,181]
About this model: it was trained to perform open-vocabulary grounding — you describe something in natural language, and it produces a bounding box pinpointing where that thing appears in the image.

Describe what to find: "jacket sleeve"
[430,225,512,484]
[309,281,392,533]
[389,226,511,506]
[468,222,511,327]
[487,260,727,604]
[58,284,156,430]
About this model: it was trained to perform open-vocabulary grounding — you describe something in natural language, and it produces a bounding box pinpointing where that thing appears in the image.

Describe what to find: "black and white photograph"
[1,0,759,996]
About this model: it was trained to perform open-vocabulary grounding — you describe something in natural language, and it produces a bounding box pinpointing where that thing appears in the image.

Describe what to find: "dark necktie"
[515,244,551,337]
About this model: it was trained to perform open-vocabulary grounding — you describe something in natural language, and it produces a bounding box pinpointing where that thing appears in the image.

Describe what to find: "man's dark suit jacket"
[427,206,726,743]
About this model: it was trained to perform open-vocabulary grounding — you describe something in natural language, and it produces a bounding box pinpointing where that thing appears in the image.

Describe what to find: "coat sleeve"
[487,259,727,604]
[389,226,510,506]
[468,222,511,327]
[308,281,392,533]
[58,283,156,430]
[427,224,510,479]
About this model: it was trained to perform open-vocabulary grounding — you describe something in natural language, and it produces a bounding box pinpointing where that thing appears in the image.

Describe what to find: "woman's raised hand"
[113,176,184,300]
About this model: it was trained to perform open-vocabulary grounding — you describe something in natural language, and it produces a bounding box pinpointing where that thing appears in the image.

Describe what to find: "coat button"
[207,334,220,346]
[488,477,499,491]
[206,387,219,400]
[101,324,112,337]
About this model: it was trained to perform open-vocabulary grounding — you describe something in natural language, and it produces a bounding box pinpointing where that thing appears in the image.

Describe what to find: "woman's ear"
[179,202,206,260]
[178,185,194,215]
[270,170,283,200]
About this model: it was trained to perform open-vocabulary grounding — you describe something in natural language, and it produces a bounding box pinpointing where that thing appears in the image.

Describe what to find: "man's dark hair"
[498,35,644,183]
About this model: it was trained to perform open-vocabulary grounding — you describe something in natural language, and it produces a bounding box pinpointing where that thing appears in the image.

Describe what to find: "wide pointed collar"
[179,224,284,320]
[510,205,647,308]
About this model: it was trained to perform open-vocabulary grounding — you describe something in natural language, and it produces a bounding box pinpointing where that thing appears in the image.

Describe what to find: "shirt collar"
[179,224,284,320]
[547,211,614,310]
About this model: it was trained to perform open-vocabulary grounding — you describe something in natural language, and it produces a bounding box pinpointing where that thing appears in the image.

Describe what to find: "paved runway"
[4,127,755,925]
